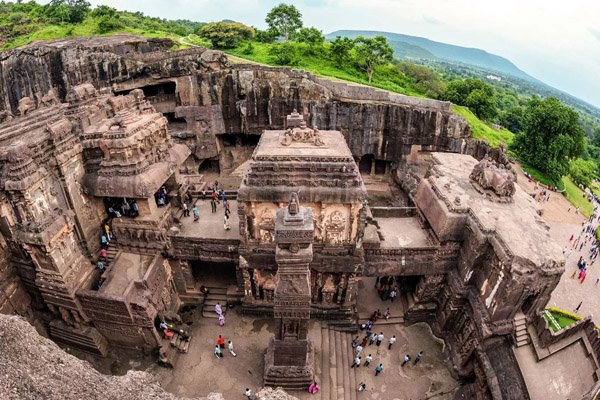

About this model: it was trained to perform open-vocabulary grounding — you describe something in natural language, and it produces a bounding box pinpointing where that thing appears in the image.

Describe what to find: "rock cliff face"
[0,34,472,165]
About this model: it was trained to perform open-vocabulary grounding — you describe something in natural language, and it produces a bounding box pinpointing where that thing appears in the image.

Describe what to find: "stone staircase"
[105,241,119,266]
[319,326,358,400]
[201,286,228,319]
[170,331,191,353]
[357,312,404,327]
[514,312,530,347]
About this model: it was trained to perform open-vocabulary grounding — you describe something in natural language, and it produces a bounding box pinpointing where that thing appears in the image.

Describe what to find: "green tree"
[511,97,585,182]
[353,35,394,83]
[569,158,596,187]
[329,36,354,65]
[254,28,278,43]
[97,14,123,34]
[498,104,525,133]
[443,78,497,120]
[265,3,302,42]
[66,0,90,24]
[295,27,324,45]
[199,22,255,49]
[268,42,300,65]
[396,62,446,98]
[591,126,600,148]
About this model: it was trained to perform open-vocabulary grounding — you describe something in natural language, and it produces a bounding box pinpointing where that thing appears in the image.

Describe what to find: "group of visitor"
[180,180,232,230]
[214,334,236,358]
[107,198,139,218]
[375,276,398,302]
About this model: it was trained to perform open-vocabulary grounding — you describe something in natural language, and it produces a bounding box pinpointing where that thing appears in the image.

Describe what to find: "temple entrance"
[190,260,237,288]
[359,154,374,174]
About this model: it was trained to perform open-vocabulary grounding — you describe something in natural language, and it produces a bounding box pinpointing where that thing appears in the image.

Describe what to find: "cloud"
[591,29,600,42]
[422,15,442,25]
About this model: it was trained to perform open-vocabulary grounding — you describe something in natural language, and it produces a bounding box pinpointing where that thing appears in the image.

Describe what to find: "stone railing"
[370,206,417,218]
[363,243,459,276]
[169,235,239,262]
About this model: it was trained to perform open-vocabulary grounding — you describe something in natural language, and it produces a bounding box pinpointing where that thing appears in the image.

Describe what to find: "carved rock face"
[469,156,515,199]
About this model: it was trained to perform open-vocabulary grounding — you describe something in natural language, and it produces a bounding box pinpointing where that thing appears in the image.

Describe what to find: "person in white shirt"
[388,335,397,350]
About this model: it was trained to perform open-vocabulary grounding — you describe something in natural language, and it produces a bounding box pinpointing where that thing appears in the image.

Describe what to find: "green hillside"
[326,30,532,81]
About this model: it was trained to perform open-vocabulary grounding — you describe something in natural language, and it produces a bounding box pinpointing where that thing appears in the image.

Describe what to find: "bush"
[97,15,124,34]
[241,42,255,55]
[268,42,300,65]
[569,158,596,187]
[199,21,255,49]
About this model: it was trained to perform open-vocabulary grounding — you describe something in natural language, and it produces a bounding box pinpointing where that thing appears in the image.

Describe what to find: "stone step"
[341,332,351,399]
[346,333,358,400]
[334,330,344,400]
[320,326,331,400]
[516,332,529,340]
[203,296,227,305]
[329,328,337,400]
[201,307,227,319]
[358,316,404,326]
[205,287,228,295]
[516,338,530,347]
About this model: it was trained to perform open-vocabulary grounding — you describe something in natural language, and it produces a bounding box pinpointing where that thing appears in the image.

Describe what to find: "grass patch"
[520,162,564,190]
[544,308,580,332]
[561,176,593,217]
[452,105,514,147]
[222,41,426,97]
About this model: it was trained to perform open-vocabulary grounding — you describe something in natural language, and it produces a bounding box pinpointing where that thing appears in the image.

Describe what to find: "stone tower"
[264,193,315,389]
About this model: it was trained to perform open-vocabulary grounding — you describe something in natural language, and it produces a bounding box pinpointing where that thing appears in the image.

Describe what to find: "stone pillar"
[264,193,315,389]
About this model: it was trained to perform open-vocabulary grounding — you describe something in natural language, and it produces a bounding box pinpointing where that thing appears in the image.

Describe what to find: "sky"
[69,0,600,108]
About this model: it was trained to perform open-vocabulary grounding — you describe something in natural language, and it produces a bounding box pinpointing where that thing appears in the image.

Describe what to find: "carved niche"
[323,209,347,245]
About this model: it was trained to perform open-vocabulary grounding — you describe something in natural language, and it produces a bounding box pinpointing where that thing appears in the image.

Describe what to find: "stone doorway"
[357,276,406,325]
[190,260,237,288]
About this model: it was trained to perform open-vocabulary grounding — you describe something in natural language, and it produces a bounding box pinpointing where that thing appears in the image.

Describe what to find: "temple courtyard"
[156,282,459,400]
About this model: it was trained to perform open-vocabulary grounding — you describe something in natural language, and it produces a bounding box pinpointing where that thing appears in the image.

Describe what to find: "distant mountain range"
[326,30,600,121]
[326,30,536,81]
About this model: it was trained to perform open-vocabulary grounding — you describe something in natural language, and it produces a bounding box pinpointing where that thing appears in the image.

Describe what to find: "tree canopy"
[265,3,302,42]
[329,36,354,64]
[353,35,394,83]
[200,22,254,49]
[443,78,497,120]
[294,27,324,46]
[511,97,585,183]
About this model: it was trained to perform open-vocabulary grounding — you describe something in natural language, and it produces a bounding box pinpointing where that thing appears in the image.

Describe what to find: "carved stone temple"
[1,35,591,399]
[264,193,315,389]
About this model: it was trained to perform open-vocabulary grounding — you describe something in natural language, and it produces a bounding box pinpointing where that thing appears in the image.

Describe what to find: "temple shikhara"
[3,35,598,400]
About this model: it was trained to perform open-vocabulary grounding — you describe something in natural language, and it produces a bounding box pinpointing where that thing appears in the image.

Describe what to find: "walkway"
[175,199,240,241]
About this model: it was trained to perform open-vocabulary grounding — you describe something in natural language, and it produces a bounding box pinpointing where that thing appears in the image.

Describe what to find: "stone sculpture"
[469,156,516,200]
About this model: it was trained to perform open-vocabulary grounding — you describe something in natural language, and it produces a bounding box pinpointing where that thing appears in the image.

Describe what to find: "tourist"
[388,335,396,350]
[227,340,236,356]
[369,331,377,346]
[163,328,173,340]
[217,335,225,349]
[383,308,390,320]
[178,329,190,342]
[401,354,411,366]
[374,363,384,376]
[575,301,583,312]
[159,321,168,330]
[215,302,223,315]
[214,345,223,358]
[224,214,231,230]
[100,234,109,249]
[104,224,111,240]
[211,198,217,213]
[192,205,200,222]
[364,354,373,367]
[244,388,252,399]
[221,190,226,204]
[218,313,225,326]
[355,344,363,356]
[376,332,384,347]
[100,248,107,262]
[182,203,190,217]
[358,382,366,392]
[351,336,359,348]
[351,355,361,368]
[413,351,423,366]
[96,260,105,272]
[308,381,319,394]
[360,335,368,348]
[131,200,139,217]
[389,287,397,303]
